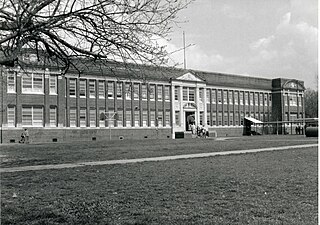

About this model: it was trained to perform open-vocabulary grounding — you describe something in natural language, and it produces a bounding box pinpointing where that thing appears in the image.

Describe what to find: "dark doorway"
[185,112,195,131]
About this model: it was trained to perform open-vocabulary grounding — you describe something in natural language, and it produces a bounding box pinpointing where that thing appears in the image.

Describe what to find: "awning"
[244,117,263,124]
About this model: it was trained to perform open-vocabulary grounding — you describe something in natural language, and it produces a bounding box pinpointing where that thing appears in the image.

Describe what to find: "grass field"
[1,136,318,224]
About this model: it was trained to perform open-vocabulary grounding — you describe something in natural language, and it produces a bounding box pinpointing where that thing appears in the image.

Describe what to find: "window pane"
[117,111,123,127]
[175,87,179,101]
[165,111,170,126]
[22,107,32,126]
[126,110,131,127]
[69,79,76,97]
[33,74,43,92]
[69,108,77,127]
[7,72,16,93]
[212,90,216,104]
[79,108,86,127]
[189,88,195,101]
[157,85,163,101]
[134,110,140,126]
[149,85,155,100]
[141,84,147,100]
[117,82,123,99]
[164,86,170,101]
[22,76,32,92]
[133,83,139,100]
[108,82,114,98]
[33,107,43,126]
[125,83,131,99]
[143,110,148,126]
[157,111,163,127]
[183,87,188,101]
[99,109,105,127]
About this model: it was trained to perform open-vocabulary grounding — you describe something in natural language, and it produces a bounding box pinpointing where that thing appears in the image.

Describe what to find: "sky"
[164,0,318,89]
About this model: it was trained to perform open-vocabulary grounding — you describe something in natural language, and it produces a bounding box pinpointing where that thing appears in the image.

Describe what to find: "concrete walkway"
[1,143,317,173]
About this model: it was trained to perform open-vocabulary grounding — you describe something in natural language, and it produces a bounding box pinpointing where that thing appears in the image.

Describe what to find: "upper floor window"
[79,79,86,97]
[217,90,222,104]
[250,92,254,105]
[22,73,44,93]
[98,80,105,98]
[142,84,147,100]
[164,86,170,101]
[117,82,123,99]
[259,93,263,106]
[234,91,238,105]
[49,75,57,94]
[175,86,179,101]
[107,81,114,98]
[7,71,16,93]
[245,92,249,105]
[125,83,131,99]
[206,89,210,103]
[223,90,228,105]
[89,80,96,98]
[199,88,204,102]
[133,83,139,100]
[254,93,258,106]
[228,91,233,105]
[212,90,216,104]
[69,78,76,97]
[183,87,188,101]
[149,84,155,100]
[7,106,15,127]
[239,92,244,105]
[49,107,57,127]
[289,94,297,106]
[157,85,163,101]
[189,88,195,102]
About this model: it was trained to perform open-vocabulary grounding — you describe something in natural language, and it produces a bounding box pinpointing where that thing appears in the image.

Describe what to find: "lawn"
[1,136,318,225]
[1,135,317,168]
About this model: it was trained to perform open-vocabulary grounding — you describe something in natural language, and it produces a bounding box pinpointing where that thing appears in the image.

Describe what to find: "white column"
[195,86,200,125]
[203,87,207,126]
[179,86,183,128]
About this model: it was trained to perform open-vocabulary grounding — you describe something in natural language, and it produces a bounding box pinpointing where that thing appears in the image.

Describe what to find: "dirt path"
[1,143,317,173]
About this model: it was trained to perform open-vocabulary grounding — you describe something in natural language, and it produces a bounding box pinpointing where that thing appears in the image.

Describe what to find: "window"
[22,106,43,127]
[245,92,249,105]
[249,92,253,105]
[206,89,210,103]
[207,112,210,125]
[157,85,163,101]
[133,83,139,100]
[125,83,131,100]
[69,79,76,97]
[175,87,179,101]
[189,88,195,101]
[212,112,216,126]
[298,96,302,106]
[217,90,222,104]
[98,81,105,98]
[239,92,243,105]
[90,109,96,127]
[69,108,77,127]
[199,88,203,102]
[254,93,258,106]
[259,93,263,106]
[108,110,114,127]
[22,73,44,93]
[49,75,57,94]
[223,90,228,105]
[49,107,57,127]
[290,94,297,106]
[89,80,96,98]
[143,110,148,126]
[142,84,147,100]
[229,91,233,105]
[235,112,239,125]
[117,111,123,127]
[117,82,123,99]
[157,111,163,127]
[79,79,86,97]
[212,90,216,104]
[79,108,86,127]
[234,91,238,105]
[224,113,228,125]
[218,112,222,125]
[229,113,234,125]
[264,94,268,106]
[107,82,114,98]
[150,110,155,126]
[149,85,155,100]
[165,111,170,126]
[99,109,105,127]
[7,106,15,127]
[284,94,288,106]
[134,110,140,126]
[165,86,170,101]
[126,110,131,127]
[175,111,180,126]
[183,87,188,101]
[200,112,204,125]
[7,72,16,93]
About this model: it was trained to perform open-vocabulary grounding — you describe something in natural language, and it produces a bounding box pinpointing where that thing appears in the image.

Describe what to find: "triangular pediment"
[176,72,203,82]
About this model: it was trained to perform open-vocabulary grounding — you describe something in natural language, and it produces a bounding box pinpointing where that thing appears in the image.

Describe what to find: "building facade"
[0,56,306,143]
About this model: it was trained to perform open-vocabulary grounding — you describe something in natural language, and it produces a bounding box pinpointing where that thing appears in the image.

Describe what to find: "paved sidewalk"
[1,143,317,173]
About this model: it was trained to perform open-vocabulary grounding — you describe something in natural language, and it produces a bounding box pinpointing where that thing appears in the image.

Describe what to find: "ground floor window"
[126,110,131,127]
[7,106,15,127]
[22,106,43,127]
[158,111,163,127]
[175,111,180,126]
[143,110,148,127]
[134,110,140,127]
[80,108,86,127]
[165,111,170,126]
[117,111,123,127]
[50,107,57,127]
[99,109,105,127]
[69,108,76,127]
[89,109,96,127]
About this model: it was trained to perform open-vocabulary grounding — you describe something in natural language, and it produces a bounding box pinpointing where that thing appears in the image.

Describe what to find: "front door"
[185,111,195,131]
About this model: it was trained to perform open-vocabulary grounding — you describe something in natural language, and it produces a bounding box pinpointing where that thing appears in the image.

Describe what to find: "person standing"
[24,128,29,144]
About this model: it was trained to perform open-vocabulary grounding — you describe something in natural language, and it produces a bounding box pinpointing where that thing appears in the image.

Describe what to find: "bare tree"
[304,88,318,118]
[0,0,191,71]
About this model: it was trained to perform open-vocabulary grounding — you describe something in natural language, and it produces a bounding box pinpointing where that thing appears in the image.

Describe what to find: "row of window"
[68,79,171,101]
[284,94,303,106]
[173,87,272,106]
[7,106,171,128]
[7,72,57,94]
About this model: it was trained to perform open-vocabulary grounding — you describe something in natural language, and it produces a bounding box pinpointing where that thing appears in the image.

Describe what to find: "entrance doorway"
[185,111,195,131]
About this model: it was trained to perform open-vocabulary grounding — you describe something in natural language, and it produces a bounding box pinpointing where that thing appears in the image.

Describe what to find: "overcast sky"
[165,0,318,89]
